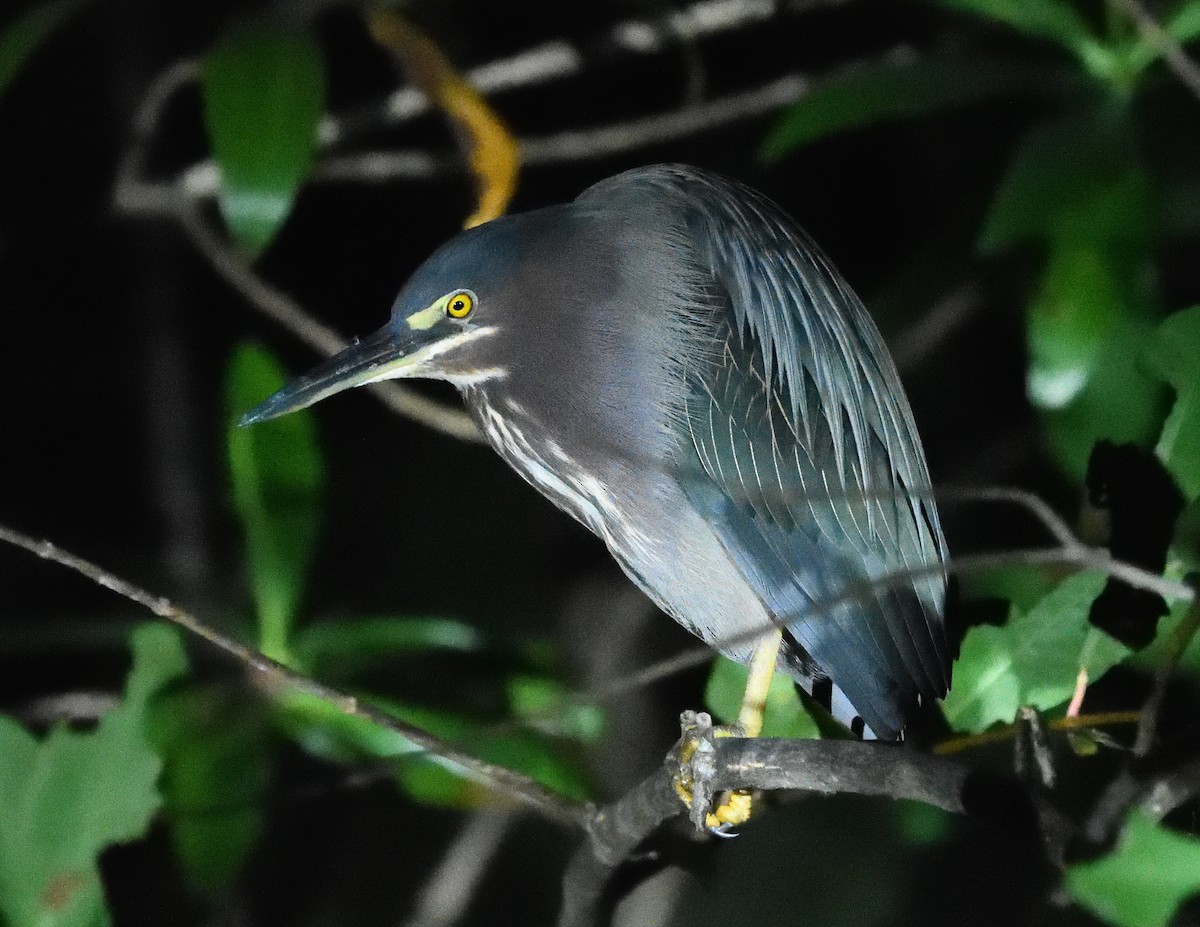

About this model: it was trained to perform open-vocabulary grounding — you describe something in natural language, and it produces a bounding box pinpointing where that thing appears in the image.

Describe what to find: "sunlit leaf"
[761,56,1055,161]
[1067,810,1200,927]
[941,572,1130,732]
[147,683,270,892]
[0,625,186,927]
[926,0,1095,55]
[227,344,324,662]
[202,24,324,254]
[1146,307,1200,502]
[705,655,821,738]
[0,0,83,101]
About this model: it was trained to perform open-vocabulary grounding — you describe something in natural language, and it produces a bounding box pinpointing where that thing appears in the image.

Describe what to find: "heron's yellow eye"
[446,290,475,319]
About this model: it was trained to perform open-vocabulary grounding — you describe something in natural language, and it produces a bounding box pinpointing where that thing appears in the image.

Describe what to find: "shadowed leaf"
[1067,810,1200,927]
[0,0,83,101]
[761,56,1055,161]
[0,625,186,927]
[295,616,486,679]
[202,24,324,254]
[227,344,324,662]
[147,683,270,892]
[1146,307,1200,502]
[980,112,1155,254]
[926,0,1095,55]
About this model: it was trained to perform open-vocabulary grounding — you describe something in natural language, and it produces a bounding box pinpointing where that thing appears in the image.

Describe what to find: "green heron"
[244,164,950,755]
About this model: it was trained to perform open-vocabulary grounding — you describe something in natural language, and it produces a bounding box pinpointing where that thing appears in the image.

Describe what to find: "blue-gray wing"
[628,166,949,738]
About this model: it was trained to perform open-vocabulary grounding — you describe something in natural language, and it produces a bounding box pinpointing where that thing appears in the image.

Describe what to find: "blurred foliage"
[1067,810,1200,927]
[705,655,821,738]
[1147,306,1200,502]
[226,344,324,662]
[766,0,1195,483]
[146,682,271,891]
[0,0,83,101]
[0,625,186,927]
[202,24,325,254]
[215,341,597,876]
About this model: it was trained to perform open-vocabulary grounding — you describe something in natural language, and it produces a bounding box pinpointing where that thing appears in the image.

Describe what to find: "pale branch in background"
[1113,0,1200,103]
[402,809,517,927]
[175,204,483,442]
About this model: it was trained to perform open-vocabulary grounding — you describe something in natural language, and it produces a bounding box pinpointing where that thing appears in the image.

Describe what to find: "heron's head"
[241,191,711,454]
[241,207,580,425]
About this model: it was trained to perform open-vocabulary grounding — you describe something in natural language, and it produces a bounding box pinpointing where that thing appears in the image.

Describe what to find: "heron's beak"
[240,323,438,425]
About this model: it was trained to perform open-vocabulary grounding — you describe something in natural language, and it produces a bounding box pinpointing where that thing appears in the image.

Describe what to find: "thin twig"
[588,546,1194,705]
[0,522,584,828]
[402,809,516,927]
[1113,0,1200,102]
[936,710,1142,756]
[1134,588,1200,756]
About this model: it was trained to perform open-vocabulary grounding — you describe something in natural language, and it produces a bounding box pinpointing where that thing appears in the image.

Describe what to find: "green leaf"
[279,690,592,807]
[980,112,1155,254]
[1025,241,1122,413]
[1067,811,1200,927]
[926,0,1095,55]
[0,0,83,101]
[506,674,604,743]
[202,24,324,254]
[1167,0,1200,44]
[0,624,187,927]
[941,572,1130,732]
[1146,307,1200,502]
[227,343,324,662]
[957,563,1058,612]
[761,56,1055,161]
[1040,309,1164,483]
[294,616,485,679]
[705,655,821,738]
[146,683,270,892]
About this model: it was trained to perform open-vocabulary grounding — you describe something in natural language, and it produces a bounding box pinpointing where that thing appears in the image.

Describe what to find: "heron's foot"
[673,711,758,832]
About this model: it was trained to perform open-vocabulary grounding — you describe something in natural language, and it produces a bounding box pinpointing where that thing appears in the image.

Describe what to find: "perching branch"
[558,711,1068,927]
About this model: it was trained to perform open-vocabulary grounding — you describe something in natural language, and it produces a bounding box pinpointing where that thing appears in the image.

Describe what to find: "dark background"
[2,0,1181,924]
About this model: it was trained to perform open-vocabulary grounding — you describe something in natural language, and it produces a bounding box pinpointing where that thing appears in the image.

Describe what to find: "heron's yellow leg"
[706,628,783,829]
